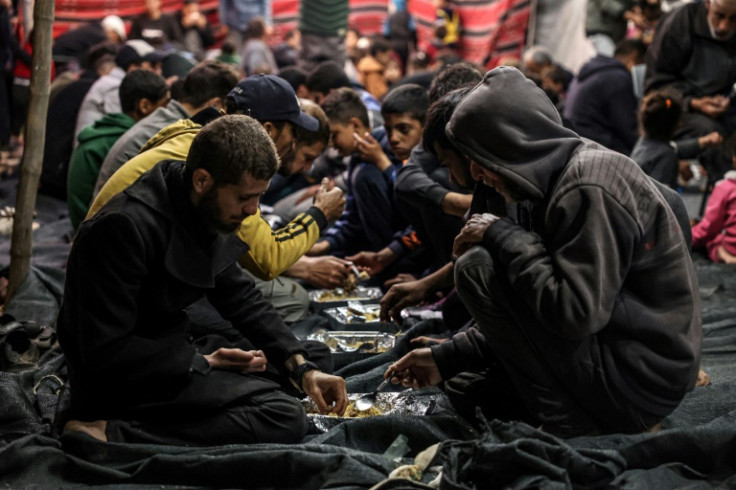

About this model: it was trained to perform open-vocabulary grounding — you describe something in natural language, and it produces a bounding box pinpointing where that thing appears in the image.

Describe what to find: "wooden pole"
[6,0,54,303]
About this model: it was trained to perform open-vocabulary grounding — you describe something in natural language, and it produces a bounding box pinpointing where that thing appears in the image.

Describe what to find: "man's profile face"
[435,143,473,190]
[197,172,270,234]
[470,160,526,203]
[271,122,297,160]
[706,0,736,41]
[279,140,326,176]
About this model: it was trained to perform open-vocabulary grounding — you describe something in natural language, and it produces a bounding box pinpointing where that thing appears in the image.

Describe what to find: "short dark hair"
[179,60,239,108]
[370,37,391,58]
[305,61,350,94]
[278,66,308,93]
[542,63,572,91]
[381,84,429,124]
[428,61,482,103]
[423,87,472,155]
[296,98,330,147]
[639,88,683,141]
[615,39,647,61]
[82,41,118,70]
[118,70,168,114]
[321,87,369,127]
[186,115,279,186]
[246,16,267,39]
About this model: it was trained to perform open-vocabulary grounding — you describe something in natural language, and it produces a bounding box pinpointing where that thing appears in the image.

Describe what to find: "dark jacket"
[57,160,306,419]
[644,2,736,104]
[443,66,701,417]
[564,55,638,155]
[40,69,99,200]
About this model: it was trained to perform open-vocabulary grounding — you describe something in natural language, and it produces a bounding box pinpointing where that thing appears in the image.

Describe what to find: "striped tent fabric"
[51,0,530,68]
[271,0,389,40]
[408,0,531,67]
[51,0,220,39]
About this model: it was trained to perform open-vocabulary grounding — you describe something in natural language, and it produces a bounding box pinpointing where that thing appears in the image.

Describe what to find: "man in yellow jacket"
[88,75,350,323]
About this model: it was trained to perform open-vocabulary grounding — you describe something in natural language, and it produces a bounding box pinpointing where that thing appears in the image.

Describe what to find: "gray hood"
[446,66,583,200]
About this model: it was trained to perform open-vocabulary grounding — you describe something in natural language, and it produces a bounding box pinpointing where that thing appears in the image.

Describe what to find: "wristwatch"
[289,360,320,392]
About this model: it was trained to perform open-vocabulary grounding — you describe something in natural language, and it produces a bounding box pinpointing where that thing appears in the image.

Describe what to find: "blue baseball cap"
[226,74,319,131]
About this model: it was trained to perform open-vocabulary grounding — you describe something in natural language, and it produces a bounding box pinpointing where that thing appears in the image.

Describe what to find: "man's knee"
[231,391,309,444]
[454,246,496,302]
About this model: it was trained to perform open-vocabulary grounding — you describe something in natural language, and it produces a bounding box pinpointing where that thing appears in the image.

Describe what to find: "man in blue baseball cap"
[226,74,319,170]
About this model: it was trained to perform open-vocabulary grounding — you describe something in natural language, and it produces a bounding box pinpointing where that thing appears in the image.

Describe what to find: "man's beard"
[197,186,242,235]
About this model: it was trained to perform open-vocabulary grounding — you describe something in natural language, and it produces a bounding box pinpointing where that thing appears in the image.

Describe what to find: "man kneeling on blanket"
[58,115,347,445]
[385,67,702,438]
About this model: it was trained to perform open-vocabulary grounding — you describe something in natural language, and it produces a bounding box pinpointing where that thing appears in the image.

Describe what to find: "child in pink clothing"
[692,135,736,264]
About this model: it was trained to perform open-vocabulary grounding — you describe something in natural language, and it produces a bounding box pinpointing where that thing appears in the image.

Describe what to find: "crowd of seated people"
[0,0,726,446]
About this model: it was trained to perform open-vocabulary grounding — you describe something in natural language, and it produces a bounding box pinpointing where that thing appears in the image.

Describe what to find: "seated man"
[645,0,736,179]
[58,115,347,446]
[385,67,702,437]
[88,75,350,322]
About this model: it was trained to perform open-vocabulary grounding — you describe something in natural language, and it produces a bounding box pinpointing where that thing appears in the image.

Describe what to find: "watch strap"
[290,360,320,392]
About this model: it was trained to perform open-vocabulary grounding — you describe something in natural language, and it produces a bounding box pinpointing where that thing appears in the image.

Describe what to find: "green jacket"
[67,112,135,230]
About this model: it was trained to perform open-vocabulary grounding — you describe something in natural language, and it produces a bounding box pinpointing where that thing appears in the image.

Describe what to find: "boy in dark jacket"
[309,87,401,257]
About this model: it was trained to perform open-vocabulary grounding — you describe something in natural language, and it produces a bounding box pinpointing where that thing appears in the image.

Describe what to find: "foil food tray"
[308,286,382,304]
[323,302,383,325]
[303,391,433,432]
[307,329,396,353]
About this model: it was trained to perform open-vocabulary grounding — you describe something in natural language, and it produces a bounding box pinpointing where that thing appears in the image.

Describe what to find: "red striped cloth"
[52,0,529,67]
[408,0,530,67]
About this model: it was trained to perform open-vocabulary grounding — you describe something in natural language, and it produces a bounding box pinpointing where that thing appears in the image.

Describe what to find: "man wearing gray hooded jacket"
[384,66,702,437]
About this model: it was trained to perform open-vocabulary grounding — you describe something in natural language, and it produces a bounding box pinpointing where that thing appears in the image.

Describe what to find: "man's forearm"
[440,192,473,217]
[421,261,455,292]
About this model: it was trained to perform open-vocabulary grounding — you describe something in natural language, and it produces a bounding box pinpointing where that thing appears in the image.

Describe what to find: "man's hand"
[386,349,442,389]
[346,249,395,276]
[380,278,432,323]
[354,132,393,171]
[302,255,352,288]
[698,131,723,149]
[452,213,500,259]
[383,273,416,289]
[204,348,268,373]
[313,178,346,222]
[302,370,348,416]
[691,96,730,118]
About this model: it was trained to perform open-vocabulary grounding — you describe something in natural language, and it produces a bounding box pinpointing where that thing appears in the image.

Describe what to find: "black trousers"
[453,246,662,437]
[105,389,309,446]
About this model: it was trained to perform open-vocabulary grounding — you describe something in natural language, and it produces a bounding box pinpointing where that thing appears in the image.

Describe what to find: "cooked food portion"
[311,286,381,303]
[306,400,384,417]
[343,401,382,417]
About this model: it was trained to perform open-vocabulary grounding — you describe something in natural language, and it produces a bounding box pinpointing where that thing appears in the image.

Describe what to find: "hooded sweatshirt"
[563,55,639,155]
[445,66,701,417]
[67,112,136,230]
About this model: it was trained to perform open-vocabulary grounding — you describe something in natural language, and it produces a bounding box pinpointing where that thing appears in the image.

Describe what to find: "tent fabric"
[1,181,736,488]
[51,0,530,69]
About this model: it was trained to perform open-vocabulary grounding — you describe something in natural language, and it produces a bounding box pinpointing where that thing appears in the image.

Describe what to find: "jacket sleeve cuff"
[387,239,409,258]
[306,205,328,231]
[672,138,700,159]
[481,217,516,255]
[190,353,211,376]
[431,329,487,380]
